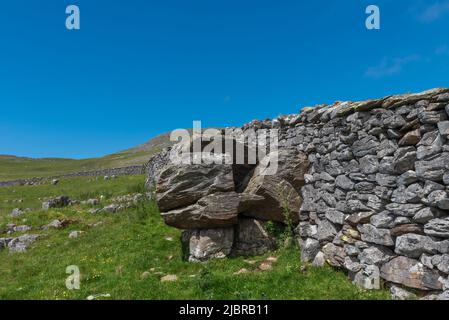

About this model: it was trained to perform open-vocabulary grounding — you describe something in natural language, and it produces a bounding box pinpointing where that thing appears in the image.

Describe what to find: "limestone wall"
[276,88,449,297]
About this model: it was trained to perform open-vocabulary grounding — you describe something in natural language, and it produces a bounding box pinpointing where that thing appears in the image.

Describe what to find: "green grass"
[0,175,390,300]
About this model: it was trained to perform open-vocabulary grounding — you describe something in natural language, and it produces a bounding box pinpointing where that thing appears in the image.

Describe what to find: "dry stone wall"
[281,88,449,297]
[148,88,449,299]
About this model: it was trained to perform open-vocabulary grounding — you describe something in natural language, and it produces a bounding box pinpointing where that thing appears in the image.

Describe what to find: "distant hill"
[0,132,174,181]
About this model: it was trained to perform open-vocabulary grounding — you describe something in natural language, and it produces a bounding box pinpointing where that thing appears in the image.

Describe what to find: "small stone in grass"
[86,293,111,300]
[89,221,104,227]
[161,274,178,282]
[233,268,250,275]
[68,231,84,238]
[259,262,272,271]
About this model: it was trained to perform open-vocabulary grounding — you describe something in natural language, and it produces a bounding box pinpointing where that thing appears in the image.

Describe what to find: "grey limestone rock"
[182,228,234,262]
[425,218,449,238]
[42,196,71,210]
[335,175,354,191]
[395,234,442,258]
[8,234,41,253]
[351,265,381,290]
[381,256,442,290]
[357,224,394,246]
[161,192,264,229]
[299,238,320,263]
[322,243,346,267]
[358,246,394,266]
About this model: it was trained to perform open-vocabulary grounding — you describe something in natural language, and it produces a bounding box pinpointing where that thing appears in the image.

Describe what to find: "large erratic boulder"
[150,144,309,261]
[156,159,235,212]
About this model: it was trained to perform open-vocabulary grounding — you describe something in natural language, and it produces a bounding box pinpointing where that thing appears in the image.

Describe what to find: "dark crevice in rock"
[233,165,256,193]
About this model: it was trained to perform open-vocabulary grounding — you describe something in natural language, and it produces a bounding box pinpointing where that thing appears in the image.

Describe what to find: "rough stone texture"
[390,224,423,237]
[68,231,84,238]
[312,251,326,267]
[0,237,13,250]
[7,234,41,253]
[291,88,449,295]
[390,285,417,300]
[161,192,264,229]
[395,234,441,258]
[357,224,394,246]
[156,160,235,212]
[426,190,449,210]
[385,203,424,217]
[244,174,302,223]
[322,243,346,267]
[259,148,309,189]
[317,219,338,242]
[415,153,449,181]
[299,238,320,263]
[182,228,234,262]
[351,265,380,290]
[335,175,354,191]
[413,208,435,224]
[42,219,68,230]
[101,203,122,213]
[325,210,346,225]
[42,196,71,210]
[144,148,171,190]
[435,255,449,274]
[399,129,421,146]
[438,121,449,136]
[232,218,277,256]
[380,256,442,290]
[5,224,32,234]
[10,208,30,217]
[359,246,394,266]
[424,218,449,238]
[347,212,375,226]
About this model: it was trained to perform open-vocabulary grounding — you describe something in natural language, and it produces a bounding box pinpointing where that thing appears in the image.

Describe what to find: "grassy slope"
[0,176,390,300]
[0,132,173,181]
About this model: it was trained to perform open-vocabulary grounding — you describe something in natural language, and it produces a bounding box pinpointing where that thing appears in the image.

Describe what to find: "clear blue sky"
[1,0,448,159]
